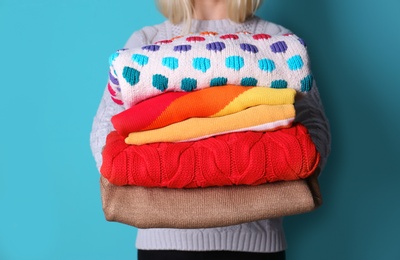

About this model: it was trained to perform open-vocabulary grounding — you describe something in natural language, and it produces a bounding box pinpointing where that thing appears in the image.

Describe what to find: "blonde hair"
[156,0,263,25]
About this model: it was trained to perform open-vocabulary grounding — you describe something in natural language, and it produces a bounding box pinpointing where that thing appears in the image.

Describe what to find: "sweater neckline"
[169,16,260,35]
[190,15,259,28]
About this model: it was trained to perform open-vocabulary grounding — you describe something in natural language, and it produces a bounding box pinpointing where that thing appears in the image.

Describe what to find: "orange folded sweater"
[111,85,296,136]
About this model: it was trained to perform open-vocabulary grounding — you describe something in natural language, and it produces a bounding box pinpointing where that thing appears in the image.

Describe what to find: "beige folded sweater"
[100,173,322,229]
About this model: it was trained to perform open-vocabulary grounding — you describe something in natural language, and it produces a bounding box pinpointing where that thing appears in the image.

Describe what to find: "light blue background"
[1,0,399,259]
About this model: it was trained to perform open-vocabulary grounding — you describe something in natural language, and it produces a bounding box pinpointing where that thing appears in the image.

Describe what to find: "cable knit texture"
[101,124,320,188]
[90,17,331,252]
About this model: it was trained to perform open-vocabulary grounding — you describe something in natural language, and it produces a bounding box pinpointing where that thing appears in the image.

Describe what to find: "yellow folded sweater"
[125,104,295,145]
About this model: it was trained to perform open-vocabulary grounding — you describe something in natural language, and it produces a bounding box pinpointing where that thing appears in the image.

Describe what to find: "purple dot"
[240,43,258,53]
[206,41,226,52]
[298,38,307,47]
[174,45,192,52]
[270,41,288,53]
[109,71,119,85]
[142,45,160,52]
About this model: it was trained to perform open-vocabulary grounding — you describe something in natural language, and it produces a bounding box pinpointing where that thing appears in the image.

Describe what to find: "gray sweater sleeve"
[89,31,148,171]
[90,87,124,170]
[257,21,331,171]
[294,82,331,171]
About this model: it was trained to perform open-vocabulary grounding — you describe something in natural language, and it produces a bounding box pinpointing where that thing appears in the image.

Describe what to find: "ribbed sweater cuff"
[135,228,287,253]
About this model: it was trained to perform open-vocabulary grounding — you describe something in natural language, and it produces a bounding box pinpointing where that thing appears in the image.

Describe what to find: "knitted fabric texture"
[124,104,295,145]
[111,85,296,136]
[108,32,313,107]
[100,124,320,188]
[100,175,321,229]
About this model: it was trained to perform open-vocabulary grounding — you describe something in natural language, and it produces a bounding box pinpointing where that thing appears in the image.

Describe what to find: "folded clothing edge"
[100,174,321,229]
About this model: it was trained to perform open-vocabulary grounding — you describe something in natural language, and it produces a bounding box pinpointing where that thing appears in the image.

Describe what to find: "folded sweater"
[111,85,296,136]
[100,174,321,229]
[108,33,313,107]
[101,124,320,188]
[125,104,295,145]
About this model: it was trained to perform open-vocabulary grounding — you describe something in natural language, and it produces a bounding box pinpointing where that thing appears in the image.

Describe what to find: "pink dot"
[107,83,117,96]
[252,34,271,40]
[186,36,206,42]
[111,96,123,105]
[155,39,173,44]
[220,34,239,40]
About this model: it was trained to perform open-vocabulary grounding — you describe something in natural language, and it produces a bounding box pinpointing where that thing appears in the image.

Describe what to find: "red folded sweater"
[101,124,320,188]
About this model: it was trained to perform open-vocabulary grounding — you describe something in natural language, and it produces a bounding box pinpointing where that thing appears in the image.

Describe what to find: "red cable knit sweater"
[101,124,320,188]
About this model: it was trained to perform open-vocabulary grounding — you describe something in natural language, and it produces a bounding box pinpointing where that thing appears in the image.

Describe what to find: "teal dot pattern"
[152,74,169,91]
[181,78,197,91]
[108,52,119,66]
[241,77,258,86]
[258,59,275,72]
[301,75,314,92]
[210,77,228,86]
[109,33,313,107]
[162,57,179,70]
[122,66,140,86]
[271,80,288,89]
[132,54,149,66]
[225,56,244,71]
[287,55,304,71]
[193,57,211,72]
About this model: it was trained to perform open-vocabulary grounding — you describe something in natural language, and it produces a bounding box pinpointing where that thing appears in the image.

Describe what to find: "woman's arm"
[294,81,331,171]
[258,21,331,171]
[90,30,149,171]
[90,88,124,170]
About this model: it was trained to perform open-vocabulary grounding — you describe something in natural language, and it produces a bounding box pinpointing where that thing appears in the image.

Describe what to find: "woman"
[90,0,331,259]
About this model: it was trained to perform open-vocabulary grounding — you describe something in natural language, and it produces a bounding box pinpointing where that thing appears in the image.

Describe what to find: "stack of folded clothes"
[100,32,322,228]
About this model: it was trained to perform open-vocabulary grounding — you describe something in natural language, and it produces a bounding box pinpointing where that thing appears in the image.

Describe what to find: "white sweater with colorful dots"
[109,32,313,108]
[109,32,313,107]
[90,16,331,253]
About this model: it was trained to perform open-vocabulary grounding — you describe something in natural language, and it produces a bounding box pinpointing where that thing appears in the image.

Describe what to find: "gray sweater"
[90,16,331,253]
